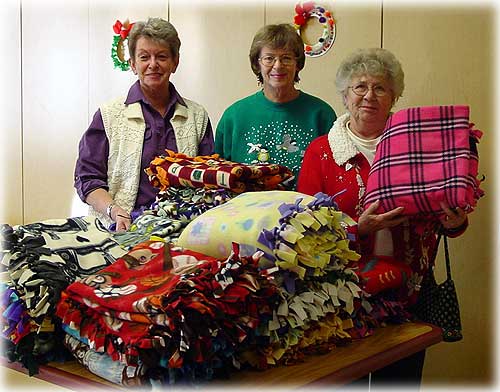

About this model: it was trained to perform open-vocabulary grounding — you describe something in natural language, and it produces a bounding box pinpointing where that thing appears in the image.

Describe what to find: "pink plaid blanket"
[363,105,484,217]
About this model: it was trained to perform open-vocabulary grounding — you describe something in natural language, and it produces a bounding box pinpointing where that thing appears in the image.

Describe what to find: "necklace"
[354,164,366,217]
[346,121,368,216]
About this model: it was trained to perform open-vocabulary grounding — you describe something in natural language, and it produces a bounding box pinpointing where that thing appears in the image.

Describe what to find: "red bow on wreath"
[294,1,315,26]
[113,19,134,39]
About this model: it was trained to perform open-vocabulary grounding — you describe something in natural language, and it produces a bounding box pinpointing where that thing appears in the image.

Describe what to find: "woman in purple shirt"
[75,18,214,231]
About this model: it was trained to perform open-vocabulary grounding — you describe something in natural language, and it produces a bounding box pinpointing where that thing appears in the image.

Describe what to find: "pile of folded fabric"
[112,149,293,250]
[112,187,236,250]
[176,191,409,370]
[0,217,126,374]
[0,282,34,346]
[153,187,237,221]
[145,150,294,193]
[1,159,411,386]
[56,240,280,386]
[55,191,383,386]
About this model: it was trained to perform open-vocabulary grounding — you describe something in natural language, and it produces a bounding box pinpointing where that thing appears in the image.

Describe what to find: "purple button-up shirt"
[74,81,214,211]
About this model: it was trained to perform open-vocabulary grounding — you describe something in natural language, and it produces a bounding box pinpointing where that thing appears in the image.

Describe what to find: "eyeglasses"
[258,55,297,67]
[349,83,390,97]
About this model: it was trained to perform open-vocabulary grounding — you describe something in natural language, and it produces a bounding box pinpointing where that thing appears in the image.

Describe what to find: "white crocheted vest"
[171,98,209,156]
[89,97,209,227]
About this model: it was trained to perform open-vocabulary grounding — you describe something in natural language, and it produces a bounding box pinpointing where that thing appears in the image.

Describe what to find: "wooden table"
[3,322,442,390]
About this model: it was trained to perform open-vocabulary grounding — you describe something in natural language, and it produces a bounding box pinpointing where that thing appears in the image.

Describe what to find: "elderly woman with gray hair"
[298,48,467,386]
[74,17,214,231]
[298,48,412,237]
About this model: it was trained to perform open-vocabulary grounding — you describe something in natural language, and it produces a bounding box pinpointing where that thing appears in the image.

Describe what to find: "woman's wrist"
[106,202,116,220]
[357,220,369,238]
[106,203,132,222]
[444,218,468,235]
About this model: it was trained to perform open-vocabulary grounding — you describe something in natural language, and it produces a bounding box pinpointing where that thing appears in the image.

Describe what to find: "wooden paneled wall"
[1,0,495,386]
[1,0,22,225]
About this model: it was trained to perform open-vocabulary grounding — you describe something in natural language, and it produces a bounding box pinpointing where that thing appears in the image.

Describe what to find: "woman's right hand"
[358,200,407,237]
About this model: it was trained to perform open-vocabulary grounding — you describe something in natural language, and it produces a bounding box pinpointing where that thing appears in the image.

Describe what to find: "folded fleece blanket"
[363,105,484,218]
[145,150,293,193]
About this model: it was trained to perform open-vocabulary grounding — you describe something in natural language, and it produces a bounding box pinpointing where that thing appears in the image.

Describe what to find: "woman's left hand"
[112,205,132,232]
[439,201,467,230]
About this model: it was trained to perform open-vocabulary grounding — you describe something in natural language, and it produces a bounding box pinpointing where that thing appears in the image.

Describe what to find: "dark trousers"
[340,350,426,391]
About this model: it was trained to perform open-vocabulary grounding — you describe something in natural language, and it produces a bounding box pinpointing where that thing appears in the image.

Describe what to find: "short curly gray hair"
[128,17,181,59]
[335,48,405,102]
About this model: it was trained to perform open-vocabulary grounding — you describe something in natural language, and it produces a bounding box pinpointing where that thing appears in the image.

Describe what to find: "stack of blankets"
[54,191,408,387]
[145,150,294,193]
[112,187,237,250]
[0,218,126,374]
[56,241,279,386]
[1,153,410,387]
[112,150,295,250]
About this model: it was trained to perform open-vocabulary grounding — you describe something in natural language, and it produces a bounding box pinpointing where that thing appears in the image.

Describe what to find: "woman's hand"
[111,205,132,232]
[358,200,407,237]
[438,201,466,230]
[85,189,132,231]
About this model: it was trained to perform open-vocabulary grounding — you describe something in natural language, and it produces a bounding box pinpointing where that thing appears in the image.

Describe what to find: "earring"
[257,75,262,86]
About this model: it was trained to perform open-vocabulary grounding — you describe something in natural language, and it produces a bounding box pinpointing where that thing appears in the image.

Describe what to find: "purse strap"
[433,232,452,280]
[443,234,452,280]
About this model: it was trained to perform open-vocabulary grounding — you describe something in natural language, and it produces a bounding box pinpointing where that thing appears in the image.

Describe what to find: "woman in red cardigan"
[297,48,467,387]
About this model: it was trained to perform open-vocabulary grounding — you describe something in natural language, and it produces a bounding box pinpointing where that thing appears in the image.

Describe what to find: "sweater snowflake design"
[215,90,335,188]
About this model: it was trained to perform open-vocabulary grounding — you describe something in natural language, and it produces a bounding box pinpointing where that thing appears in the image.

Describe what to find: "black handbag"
[413,233,463,342]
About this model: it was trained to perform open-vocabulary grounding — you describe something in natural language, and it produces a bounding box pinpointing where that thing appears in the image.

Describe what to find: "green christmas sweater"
[215,90,336,188]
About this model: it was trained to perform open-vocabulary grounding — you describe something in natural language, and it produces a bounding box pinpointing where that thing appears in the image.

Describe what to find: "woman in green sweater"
[215,23,336,189]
